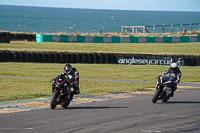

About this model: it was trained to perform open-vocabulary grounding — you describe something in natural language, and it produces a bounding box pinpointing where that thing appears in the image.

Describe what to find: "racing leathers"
[61,67,80,100]
[162,67,182,96]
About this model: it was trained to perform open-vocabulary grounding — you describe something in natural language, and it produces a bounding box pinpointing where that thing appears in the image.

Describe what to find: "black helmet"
[64,64,72,74]
[170,62,178,73]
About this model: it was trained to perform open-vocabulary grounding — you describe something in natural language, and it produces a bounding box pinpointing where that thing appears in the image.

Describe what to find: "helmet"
[64,64,72,74]
[170,62,178,73]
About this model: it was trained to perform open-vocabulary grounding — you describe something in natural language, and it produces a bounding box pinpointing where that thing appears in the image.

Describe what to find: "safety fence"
[122,23,200,34]
[36,34,200,43]
[0,50,199,66]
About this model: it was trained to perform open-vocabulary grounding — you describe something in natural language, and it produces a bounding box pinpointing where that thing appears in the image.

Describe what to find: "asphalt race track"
[0,84,200,133]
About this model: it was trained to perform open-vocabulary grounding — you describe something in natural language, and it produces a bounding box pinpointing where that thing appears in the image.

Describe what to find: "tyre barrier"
[0,50,199,66]
[10,34,36,41]
[0,32,10,43]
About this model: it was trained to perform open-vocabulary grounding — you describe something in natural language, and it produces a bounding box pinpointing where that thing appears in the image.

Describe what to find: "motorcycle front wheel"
[162,96,170,103]
[152,88,161,103]
[61,100,71,108]
[50,91,60,109]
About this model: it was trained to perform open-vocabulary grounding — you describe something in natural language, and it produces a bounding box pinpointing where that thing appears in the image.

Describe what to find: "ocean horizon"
[1,4,200,33]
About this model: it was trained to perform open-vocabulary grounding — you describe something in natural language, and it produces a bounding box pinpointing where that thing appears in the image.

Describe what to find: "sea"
[0,5,200,33]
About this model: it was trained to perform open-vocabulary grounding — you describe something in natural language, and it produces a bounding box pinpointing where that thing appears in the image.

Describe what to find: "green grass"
[0,62,200,102]
[1,62,200,82]
[0,41,200,55]
[0,77,51,101]
[0,41,199,102]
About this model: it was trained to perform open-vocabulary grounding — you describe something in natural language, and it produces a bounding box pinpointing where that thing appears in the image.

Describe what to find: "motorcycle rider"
[61,63,80,100]
[161,62,182,97]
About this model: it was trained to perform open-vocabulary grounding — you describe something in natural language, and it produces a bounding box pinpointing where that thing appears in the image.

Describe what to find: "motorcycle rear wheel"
[152,89,161,103]
[50,91,59,109]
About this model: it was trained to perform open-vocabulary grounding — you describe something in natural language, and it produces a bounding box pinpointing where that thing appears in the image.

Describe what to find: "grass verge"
[0,62,200,102]
[0,41,200,55]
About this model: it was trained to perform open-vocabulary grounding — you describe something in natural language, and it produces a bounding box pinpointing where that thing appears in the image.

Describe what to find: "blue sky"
[0,0,200,11]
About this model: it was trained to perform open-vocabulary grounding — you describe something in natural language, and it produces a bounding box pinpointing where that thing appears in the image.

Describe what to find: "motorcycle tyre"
[152,89,161,103]
[162,97,170,103]
[50,91,59,109]
[61,100,71,108]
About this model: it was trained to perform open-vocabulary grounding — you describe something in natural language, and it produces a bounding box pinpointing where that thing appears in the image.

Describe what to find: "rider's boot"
[171,88,177,97]
[70,91,74,101]
[171,84,177,97]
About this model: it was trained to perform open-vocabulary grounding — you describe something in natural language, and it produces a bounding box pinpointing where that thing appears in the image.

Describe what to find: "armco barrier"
[189,35,198,42]
[112,36,121,43]
[61,35,69,42]
[198,35,200,41]
[77,35,85,42]
[155,36,163,43]
[36,34,200,43]
[0,50,200,66]
[130,36,138,43]
[43,34,52,42]
[1,33,200,43]
[85,36,93,43]
[180,36,189,43]
[138,36,146,43]
[93,36,103,43]
[146,36,155,43]
[172,36,180,43]
[103,36,112,43]
[163,36,172,43]
[121,36,130,43]
[68,35,77,42]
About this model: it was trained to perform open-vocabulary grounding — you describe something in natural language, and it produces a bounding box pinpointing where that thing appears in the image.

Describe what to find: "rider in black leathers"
[161,62,182,97]
[61,63,80,100]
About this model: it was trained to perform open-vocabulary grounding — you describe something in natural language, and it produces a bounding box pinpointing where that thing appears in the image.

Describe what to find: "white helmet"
[170,62,178,72]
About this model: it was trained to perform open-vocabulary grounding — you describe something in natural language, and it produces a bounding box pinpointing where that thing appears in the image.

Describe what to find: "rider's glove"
[50,78,55,82]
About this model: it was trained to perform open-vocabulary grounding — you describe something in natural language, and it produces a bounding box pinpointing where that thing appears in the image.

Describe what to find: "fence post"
[180,24,182,32]
[132,26,134,33]
[153,25,155,33]
[171,24,173,33]
[122,26,123,33]
[181,24,183,31]
[162,25,165,33]
[190,23,192,32]
[143,26,145,33]
[199,23,200,31]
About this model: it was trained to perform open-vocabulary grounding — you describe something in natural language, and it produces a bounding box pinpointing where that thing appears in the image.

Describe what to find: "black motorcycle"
[152,73,174,103]
[50,74,72,109]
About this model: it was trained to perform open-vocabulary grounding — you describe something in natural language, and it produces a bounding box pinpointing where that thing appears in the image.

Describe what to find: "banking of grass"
[0,62,200,102]
[0,41,200,56]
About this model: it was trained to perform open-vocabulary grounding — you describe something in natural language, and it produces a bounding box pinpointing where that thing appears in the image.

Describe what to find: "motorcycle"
[152,73,174,103]
[50,74,72,109]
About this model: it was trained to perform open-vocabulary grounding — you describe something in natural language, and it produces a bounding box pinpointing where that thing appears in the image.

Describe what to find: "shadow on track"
[56,106,128,110]
[167,101,200,104]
